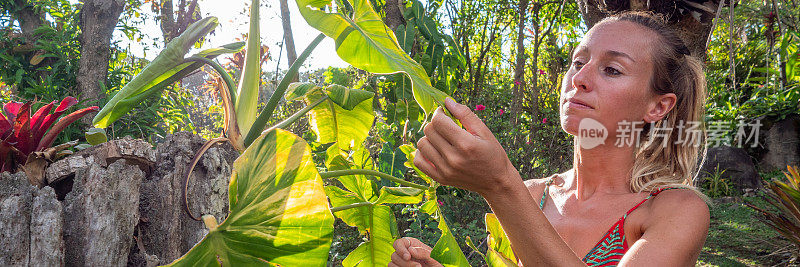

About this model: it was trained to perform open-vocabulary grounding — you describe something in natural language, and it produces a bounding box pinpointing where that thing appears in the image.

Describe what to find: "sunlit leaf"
[92,17,222,128]
[485,213,518,266]
[418,198,470,267]
[325,84,375,110]
[84,128,107,146]
[295,0,449,115]
[285,82,322,101]
[326,186,397,267]
[234,0,262,136]
[374,186,423,205]
[307,91,374,151]
[167,129,334,266]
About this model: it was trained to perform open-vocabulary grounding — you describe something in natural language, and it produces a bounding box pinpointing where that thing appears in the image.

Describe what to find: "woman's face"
[559,20,664,144]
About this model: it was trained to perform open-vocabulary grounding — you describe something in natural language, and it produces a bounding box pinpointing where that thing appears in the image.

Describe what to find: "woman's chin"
[560,116,581,136]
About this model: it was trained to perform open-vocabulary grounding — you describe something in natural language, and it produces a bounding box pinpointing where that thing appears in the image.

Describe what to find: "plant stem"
[244,33,326,147]
[330,201,372,213]
[185,56,237,103]
[320,169,430,191]
[262,95,328,134]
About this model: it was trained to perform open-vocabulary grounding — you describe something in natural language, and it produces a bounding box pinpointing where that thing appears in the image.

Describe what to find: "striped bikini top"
[538,179,679,267]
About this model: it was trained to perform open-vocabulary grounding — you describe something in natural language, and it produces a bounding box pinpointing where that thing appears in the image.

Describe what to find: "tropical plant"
[0,96,98,186]
[89,0,472,264]
[747,166,800,258]
[702,164,732,198]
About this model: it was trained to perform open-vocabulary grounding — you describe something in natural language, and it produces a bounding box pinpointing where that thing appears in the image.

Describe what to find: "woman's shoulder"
[522,172,562,195]
[645,187,710,228]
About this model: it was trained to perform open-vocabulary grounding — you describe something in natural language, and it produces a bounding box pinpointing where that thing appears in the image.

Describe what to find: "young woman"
[390,11,710,267]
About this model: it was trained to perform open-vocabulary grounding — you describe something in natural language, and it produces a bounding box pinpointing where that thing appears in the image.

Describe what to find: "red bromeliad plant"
[0,96,99,181]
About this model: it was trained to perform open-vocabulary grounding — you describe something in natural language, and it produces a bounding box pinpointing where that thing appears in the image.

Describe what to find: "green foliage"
[167,129,334,266]
[233,0,261,137]
[702,165,733,199]
[0,0,81,100]
[484,213,517,266]
[701,196,790,266]
[747,166,800,257]
[92,16,221,129]
[704,2,800,143]
[295,0,449,116]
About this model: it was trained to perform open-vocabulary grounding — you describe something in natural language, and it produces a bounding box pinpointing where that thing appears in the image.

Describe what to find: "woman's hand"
[414,98,522,197]
[390,237,443,267]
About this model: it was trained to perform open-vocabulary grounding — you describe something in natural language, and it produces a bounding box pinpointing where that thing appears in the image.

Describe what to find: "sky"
[91,0,350,70]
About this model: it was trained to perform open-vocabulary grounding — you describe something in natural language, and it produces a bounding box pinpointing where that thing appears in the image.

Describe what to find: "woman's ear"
[644,93,677,123]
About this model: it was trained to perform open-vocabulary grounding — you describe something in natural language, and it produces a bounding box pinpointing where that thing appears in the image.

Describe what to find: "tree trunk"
[279,0,298,67]
[160,0,176,43]
[11,0,44,43]
[511,0,528,133]
[76,0,125,106]
[384,0,405,31]
[575,0,722,58]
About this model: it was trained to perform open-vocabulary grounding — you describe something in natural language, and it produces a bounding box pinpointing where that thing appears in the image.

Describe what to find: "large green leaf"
[328,146,379,201]
[377,143,407,179]
[295,0,449,115]
[326,186,397,266]
[167,129,334,266]
[394,20,416,52]
[307,91,374,151]
[399,144,469,266]
[235,0,262,136]
[485,213,518,266]
[286,83,373,110]
[92,17,220,128]
[325,84,375,110]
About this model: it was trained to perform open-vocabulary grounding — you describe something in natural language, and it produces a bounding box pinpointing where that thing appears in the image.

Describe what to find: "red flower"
[542,118,548,123]
[437,200,444,206]
[538,69,546,75]
[498,109,505,115]
[475,104,486,111]
[514,80,521,86]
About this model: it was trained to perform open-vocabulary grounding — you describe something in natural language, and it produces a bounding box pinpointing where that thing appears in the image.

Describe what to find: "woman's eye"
[572,60,584,69]
[605,67,621,76]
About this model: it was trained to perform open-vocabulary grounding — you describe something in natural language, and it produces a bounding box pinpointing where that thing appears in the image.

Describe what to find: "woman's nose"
[571,63,593,93]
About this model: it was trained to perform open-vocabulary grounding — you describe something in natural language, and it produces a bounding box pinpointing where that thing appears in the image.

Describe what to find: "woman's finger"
[413,151,443,182]
[444,98,493,138]
[429,106,473,146]
[416,138,447,179]
[392,238,412,261]
[409,246,432,260]
[391,252,407,265]
[422,123,456,159]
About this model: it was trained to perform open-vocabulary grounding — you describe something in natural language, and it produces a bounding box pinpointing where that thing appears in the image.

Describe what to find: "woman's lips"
[565,99,594,109]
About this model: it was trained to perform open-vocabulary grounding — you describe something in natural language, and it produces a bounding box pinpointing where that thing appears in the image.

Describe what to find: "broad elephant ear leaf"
[325,84,374,110]
[485,213,518,266]
[306,90,374,151]
[295,0,448,115]
[167,129,334,266]
[326,186,397,267]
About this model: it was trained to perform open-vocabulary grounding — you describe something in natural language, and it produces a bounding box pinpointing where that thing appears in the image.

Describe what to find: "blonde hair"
[597,12,708,194]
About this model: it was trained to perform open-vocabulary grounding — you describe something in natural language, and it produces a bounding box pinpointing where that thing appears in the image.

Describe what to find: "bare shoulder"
[627,188,711,264]
[522,173,560,199]
[647,189,710,228]
[523,177,550,189]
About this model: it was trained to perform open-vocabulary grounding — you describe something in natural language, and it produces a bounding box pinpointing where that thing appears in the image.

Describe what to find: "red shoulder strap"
[624,187,680,217]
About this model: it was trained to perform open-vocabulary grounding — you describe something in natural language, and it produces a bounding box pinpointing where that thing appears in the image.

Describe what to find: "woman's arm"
[413,99,709,266]
[414,98,586,266]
